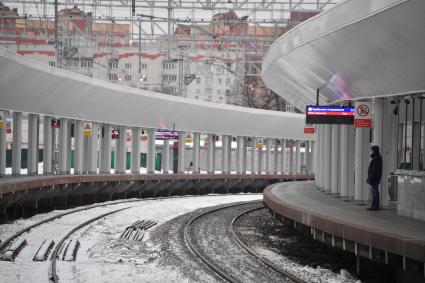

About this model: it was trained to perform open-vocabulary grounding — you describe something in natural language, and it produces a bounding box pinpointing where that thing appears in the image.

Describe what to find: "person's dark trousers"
[371,184,380,209]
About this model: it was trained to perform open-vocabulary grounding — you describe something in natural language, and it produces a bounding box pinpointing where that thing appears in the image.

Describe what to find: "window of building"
[48,61,55,67]
[216,66,223,74]
[196,89,201,95]
[125,63,132,69]
[125,74,132,81]
[81,58,93,68]
[162,74,177,82]
[109,59,118,69]
[109,73,118,81]
[196,77,201,84]
[225,78,231,85]
[217,89,221,96]
[205,88,212,95]
[226,89,231,96]
[141,63,147,69]
[162,61,176,70]
[162,86,177,94]
[218,78,222,84]
[73,58,79,67]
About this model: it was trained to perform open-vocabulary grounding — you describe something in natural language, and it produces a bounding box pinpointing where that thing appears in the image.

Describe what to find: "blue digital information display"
[155,130,178,140]
[306,105,354,124]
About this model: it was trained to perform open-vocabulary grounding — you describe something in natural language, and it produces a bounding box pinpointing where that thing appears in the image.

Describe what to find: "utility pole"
[54,0,58,67]
[167,0,172,60]
[138,17,141,74]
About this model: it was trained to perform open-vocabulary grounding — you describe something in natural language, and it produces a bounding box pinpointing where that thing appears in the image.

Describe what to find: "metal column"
[12,112,22,175]
[162,139,170,174]
[178,131,185,174]
[227,136,232,173]
[340,125,349,198]
[212,136,216,173]
[88,123,98,174]
[331,125,340,195]
[222,135,229,174]
[236,136,243,174]
[100,124,112,174]
[315,127,321,187]
[258,142,263,174]
[347,126,356,199]
[207,134,214,174]
[295,140,301,174]
[74,120,84,174]
[43,116,52,175]
[273,139,279,174]
[66,121,72,174]
[27,114,38,175]
[147,128,155,174]
[250,138,256,174]
[374,98,392,207]
[242,137,247,174]
[265,139,271,174]
[289,141,294,175]
[131,127,141,174]
[320,125,326,190]
[58,118,68,174]
[354,127,370,204]
[193,132,200,173]
[305,141,311,173]
[323,125,332,193]
[0,111,6,176]
[116,126,126,174]
[281,139,286,174]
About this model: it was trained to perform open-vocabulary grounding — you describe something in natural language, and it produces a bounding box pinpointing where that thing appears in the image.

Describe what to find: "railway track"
[1,194,263,282]
[184,201,303,283]
[49,207,131,282]
[230,207,305,283]
[0,198,145,255]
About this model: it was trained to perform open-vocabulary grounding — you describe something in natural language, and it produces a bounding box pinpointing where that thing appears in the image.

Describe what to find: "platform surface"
[263,181,425,262]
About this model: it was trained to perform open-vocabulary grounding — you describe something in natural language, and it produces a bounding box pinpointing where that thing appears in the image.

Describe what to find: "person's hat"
[371,145,380,153]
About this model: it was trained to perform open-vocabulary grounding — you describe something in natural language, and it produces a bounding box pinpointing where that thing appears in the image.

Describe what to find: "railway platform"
[264,181,425,279]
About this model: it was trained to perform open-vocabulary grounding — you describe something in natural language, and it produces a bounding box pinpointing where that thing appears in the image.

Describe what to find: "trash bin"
[389,173,398,201]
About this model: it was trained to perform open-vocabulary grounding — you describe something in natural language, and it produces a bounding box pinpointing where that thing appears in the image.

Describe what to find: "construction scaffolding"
[1,0,339,109]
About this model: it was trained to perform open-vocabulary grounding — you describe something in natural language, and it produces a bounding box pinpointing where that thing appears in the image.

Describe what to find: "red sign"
[304,127,315,134]
[51,119,60,129]
[304,123,315,134]
[354,102,372,128]
[354,119,372,128]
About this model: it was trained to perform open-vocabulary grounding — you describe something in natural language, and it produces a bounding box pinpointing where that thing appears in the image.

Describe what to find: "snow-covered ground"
[0,194,261,282]
[0,194,358,283]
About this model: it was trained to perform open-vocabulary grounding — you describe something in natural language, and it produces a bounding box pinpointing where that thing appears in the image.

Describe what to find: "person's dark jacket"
[367,152,383,186]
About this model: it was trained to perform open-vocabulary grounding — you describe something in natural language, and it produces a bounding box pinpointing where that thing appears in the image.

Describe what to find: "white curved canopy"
[262,0,425,112]
[0,47,312,140]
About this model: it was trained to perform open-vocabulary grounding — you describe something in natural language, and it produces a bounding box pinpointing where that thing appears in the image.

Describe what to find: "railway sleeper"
[120,219,157,241]
[0,238,27,261]
[33,239,55,261]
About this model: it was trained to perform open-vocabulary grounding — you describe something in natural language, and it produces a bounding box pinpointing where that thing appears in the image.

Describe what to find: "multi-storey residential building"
[0,4,318,109]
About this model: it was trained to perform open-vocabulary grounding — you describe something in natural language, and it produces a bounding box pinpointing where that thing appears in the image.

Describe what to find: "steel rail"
[183,201,258,283]
[230,207,306,283]
[49,207,131,282]
[0,198,145,253]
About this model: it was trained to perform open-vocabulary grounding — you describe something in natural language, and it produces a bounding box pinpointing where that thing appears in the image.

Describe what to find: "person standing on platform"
[367,145,383,211]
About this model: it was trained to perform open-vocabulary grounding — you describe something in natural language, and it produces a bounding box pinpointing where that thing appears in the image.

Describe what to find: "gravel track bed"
[186,201,294,283]
[233,208,362,283]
